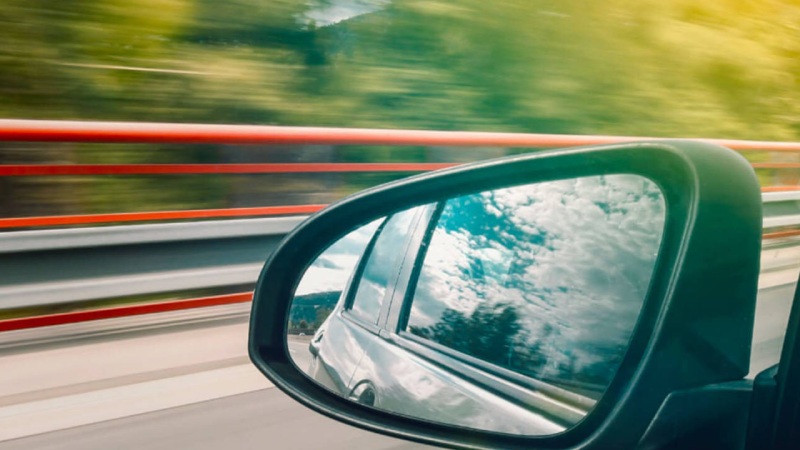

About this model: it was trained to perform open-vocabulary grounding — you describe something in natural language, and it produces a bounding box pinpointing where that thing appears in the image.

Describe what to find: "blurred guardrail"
[1,120,800,331]
[761,191,800,290]
[0,216,304,309]
[0,193,796,311]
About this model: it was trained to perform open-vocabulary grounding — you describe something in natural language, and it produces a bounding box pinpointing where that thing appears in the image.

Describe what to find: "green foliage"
[289,291,340,333]
[3,0,797,134]
[1,0,798,216]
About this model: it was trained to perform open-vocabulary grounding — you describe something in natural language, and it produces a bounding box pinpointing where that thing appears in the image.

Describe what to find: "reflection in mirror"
[287,218,382,371]
[287,175,666,436]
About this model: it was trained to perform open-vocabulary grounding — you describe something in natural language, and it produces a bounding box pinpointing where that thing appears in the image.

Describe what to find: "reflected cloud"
[408,175,666,390]
[294,218,381,297]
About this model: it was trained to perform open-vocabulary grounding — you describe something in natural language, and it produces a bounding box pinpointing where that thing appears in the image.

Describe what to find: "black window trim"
[339,216,389,334]
[384,202,441,333]
[342,206,429,334]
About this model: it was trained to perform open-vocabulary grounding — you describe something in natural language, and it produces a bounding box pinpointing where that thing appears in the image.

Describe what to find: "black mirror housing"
[249,141,762,449]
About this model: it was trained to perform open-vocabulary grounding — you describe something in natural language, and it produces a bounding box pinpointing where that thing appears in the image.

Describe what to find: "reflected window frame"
[341,205,432,334]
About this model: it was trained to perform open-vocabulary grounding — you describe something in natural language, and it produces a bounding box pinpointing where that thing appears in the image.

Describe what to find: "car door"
[308,205,429,399]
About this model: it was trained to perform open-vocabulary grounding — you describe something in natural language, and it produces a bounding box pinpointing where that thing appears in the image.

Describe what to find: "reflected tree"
[409,302,525,370]
[406,175,666,395]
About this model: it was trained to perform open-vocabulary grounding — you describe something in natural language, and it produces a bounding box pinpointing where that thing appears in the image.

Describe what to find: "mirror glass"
[287,174,666,436]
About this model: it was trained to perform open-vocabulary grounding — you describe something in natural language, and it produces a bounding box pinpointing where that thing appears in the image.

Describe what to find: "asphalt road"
[0,304,431,449]
[750,282,794,376]
[0,281,795,450]
[0,388,431,450]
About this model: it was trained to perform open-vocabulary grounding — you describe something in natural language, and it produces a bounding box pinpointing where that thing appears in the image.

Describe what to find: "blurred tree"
[0,0,798,218]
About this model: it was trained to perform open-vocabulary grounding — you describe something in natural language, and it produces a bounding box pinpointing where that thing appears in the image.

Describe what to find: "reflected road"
[288,335,313,372]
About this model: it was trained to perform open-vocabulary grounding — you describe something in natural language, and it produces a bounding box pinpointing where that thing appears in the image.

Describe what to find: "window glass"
[349,205,425,324]
[289,218,382,335]
[405,175,666,394]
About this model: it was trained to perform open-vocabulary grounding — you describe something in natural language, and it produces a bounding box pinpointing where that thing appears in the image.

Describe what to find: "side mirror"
[249,142,762,449]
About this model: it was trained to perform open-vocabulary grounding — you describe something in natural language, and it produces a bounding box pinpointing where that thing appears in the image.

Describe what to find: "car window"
[404,175,666,393]
[348,206,425,324]
[289,218,382,335]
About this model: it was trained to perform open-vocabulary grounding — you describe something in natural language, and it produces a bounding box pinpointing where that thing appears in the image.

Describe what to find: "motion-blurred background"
[1,3,799,449]
[2,0,799,221]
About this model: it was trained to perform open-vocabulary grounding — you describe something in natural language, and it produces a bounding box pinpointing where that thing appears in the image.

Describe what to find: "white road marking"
[0,364,273,442]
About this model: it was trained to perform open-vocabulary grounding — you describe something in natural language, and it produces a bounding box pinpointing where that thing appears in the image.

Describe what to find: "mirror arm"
[639,380,753,450]
[745,365,778,450]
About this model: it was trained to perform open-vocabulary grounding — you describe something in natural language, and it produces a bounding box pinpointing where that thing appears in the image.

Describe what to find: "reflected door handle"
[348,382,377,406]
[309,332,323,357]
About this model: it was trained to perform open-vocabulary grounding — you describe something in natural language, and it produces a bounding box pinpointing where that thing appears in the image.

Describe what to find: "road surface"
[0,303,432,449]
[0,280,794,449]
[0,389,429,450]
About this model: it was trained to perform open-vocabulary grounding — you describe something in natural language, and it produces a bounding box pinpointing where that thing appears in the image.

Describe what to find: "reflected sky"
[407,175,666,390]
[294,218,381,297]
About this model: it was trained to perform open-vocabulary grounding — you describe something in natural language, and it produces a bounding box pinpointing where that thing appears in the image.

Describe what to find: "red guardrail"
[0,292,252,332]
[2,119,800,228]
[1,161,796,176]
[0,205,326,228]
[0,162,457,176]
[2,119,800,151]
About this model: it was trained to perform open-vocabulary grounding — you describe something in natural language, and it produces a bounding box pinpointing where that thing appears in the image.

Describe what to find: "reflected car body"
[303,175,665,435]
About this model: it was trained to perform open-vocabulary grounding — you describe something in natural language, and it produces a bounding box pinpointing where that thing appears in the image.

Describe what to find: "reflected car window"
[295,219,383,298]
[405,175,666,394]
[348,206,425,324]
[289,219,382,335]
